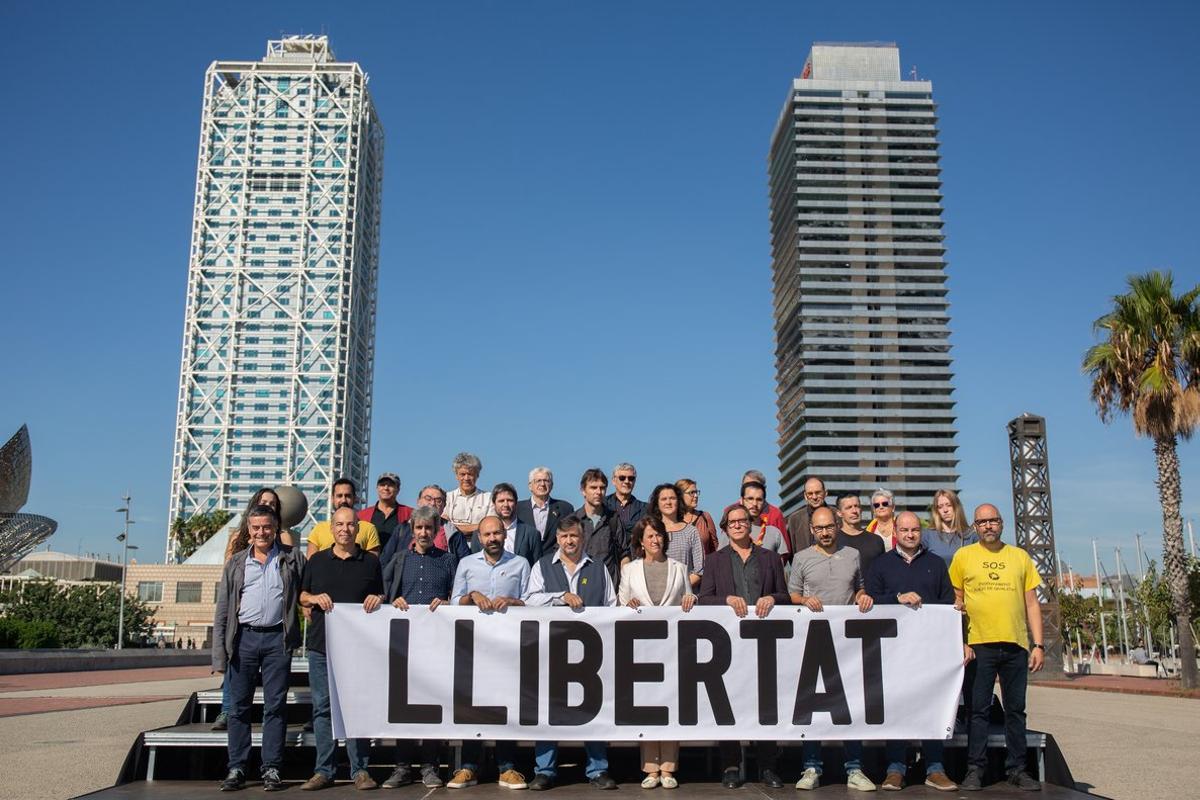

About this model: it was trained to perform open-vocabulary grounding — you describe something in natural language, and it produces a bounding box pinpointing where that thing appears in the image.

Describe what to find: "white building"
[768,43,959,514]
[166,36,384,560]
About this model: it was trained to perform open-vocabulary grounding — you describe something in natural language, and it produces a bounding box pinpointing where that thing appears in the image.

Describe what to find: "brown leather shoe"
[925,772,957,791]
[882,773,904,791]
[354,771,378,790]
[301,773,334,791]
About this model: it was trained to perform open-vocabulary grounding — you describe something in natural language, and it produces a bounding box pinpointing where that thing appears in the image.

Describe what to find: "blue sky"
[1,1,1197,577]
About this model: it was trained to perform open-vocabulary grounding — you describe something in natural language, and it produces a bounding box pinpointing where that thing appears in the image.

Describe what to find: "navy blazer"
[460,518,543,568]
[380,522,470,576]
[698,544,791,606]
[516,497,574,552]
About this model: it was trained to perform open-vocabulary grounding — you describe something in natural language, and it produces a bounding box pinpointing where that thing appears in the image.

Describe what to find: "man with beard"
[306,478,380,556]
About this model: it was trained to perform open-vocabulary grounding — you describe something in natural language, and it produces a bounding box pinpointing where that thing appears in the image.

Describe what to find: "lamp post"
[115,495,133,650]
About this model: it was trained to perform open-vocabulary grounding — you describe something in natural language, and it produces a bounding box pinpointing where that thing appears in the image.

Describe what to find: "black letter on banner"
[677,620,734,725]
[845,618,898,725]
[791,619,850,725]
[453,620,506,724]
[548,621,603,725]
[739,620,793,725]
[614,620,669,725]
[519,620,539,725]
[388,618,442,723]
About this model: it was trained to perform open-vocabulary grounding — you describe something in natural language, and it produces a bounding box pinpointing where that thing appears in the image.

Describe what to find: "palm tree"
[1083,270,1200,688]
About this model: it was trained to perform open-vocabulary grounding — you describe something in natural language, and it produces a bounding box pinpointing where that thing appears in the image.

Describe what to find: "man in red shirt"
[357,472,413,553]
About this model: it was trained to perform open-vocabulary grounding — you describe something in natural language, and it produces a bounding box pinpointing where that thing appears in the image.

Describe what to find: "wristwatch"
[1032,643,1045,650]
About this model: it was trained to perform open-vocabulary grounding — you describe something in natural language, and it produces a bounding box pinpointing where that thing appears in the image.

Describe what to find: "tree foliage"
[0,580,154,648]
[170,509,233,562]
[1083,269,1200,687]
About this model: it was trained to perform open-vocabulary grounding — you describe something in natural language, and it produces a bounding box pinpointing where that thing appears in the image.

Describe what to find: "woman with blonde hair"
[619,516,695,788]
[925,488,977,561]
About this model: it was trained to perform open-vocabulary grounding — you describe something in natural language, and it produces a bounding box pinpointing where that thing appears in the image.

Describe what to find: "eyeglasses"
[974,518,1002,528]
[873,501,891,508]
[616,475,636,483]
[684,490,699,497]
[727,518,751,527]
[812,524,837,534]
[532,478,551,485]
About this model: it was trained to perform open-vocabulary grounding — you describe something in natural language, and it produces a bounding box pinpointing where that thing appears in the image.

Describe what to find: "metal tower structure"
[1008,412,1063,676]
[166,36,385,561]
[768,43,960,515]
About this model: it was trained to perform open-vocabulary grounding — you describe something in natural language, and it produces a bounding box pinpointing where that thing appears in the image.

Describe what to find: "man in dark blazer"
[491,482,544,566]
[698,504,789,790]
[516,466,574,553]
[785,476,834,552]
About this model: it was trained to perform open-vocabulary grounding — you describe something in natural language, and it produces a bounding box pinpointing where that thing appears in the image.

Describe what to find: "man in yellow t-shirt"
[305,478,381,556]
[948,503,1043,792]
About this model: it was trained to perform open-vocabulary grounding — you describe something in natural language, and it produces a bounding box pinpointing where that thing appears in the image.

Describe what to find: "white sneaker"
[795,769,819,790]
[847,769,877,791]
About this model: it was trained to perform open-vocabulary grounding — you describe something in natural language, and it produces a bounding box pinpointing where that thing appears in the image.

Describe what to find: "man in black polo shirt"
[299,506,385,791]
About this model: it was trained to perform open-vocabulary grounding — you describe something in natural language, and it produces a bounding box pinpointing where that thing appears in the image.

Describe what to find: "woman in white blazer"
[619,516,696,789]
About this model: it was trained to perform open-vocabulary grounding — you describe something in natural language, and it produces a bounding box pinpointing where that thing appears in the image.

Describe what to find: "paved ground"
[0,666,215,800]
[1027,685,1199,799]
[0,667,1195,800]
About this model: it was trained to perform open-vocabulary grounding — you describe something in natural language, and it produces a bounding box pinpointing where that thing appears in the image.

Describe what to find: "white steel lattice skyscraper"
[167,36,384,560]
[768,43,958,516]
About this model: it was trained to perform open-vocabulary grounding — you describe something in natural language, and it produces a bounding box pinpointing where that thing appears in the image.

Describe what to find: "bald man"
[865,511,956,791]
[949,504,1044,792]
[784,476,831,552]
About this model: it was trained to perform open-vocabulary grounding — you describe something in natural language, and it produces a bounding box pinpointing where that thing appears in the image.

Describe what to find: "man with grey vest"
[212,504,305,792]
[523,516,618,790]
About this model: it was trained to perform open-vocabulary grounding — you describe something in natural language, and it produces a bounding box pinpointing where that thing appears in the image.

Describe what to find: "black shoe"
[220,769,245,791]
[1008,770,1041,791]
[529,774,554,791]
[212,712,229,731]
[590,772,617,790]
[959,768,983,791]
[721,769,742,789]
[760,769,783,789]
[262,768,284,792]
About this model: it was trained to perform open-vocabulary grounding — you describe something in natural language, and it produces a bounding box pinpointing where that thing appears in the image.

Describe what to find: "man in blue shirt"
[446,516,531,790]
[381,505,459,789]
[212,504,305,792]
[865,511,956,792]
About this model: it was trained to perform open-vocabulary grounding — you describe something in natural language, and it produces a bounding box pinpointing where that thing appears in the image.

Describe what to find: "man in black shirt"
[358,472,413,552]
[299,506,385,791]
[836,494,885,577]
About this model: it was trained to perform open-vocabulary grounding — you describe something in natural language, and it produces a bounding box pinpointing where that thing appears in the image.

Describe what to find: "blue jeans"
[227,626,290,774]
[967,643,1029,773]
[801,740,863,774]
[309,650,370,778]
[884,739,945,776]
[534,741,607,779]
[461,740,517,774]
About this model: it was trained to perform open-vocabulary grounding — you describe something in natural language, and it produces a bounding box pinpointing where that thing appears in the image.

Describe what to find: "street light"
[115,495,134,650]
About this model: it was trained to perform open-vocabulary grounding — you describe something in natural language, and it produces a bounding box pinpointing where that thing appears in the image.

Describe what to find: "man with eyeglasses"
[603,462,646,539]
[949,504,1044,792]
[699,505,789,789]
[784,476,831,552]
[864,511,957,792]
[788,506,876,792]
[517,466,574,552]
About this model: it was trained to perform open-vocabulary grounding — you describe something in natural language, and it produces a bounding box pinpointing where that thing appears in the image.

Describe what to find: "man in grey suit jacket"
[516,466,574,552]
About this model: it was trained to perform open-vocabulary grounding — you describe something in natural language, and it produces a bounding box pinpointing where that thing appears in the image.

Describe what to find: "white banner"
[326,604,963,741]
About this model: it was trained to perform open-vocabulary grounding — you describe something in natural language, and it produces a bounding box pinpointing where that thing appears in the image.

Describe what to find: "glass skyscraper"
[166,36,384,560]
[768,43,959,516]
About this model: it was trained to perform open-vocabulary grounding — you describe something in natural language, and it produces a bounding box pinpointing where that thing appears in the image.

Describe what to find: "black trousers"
[966,642,1029,773]
[720,740,778,776]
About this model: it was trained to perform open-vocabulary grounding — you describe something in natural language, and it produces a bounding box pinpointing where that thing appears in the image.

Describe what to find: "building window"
[176,582,203,603]
[137,582,163,602]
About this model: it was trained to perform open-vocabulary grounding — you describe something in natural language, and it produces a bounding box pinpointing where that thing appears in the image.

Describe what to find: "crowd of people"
[211,454,1046,794]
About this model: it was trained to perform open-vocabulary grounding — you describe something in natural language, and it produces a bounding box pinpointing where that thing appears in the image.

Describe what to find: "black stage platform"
[78,779,1101,799]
